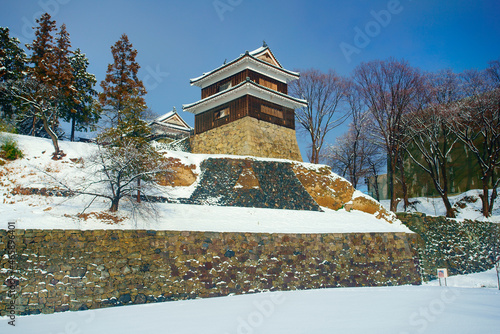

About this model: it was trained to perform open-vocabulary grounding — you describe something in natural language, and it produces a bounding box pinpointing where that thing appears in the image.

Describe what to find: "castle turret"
[183,44,306,161]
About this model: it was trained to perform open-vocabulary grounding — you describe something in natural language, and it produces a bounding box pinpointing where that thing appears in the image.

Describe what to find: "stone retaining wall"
[0,229,421,315]
[185,158,321,211]
[397,212,500,280]
[191,117,303,161]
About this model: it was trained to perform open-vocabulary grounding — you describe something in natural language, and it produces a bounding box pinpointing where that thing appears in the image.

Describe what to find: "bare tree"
[289,69,348,164]
[324,81,383,189]
[353,58,422,212]
[364,152,386,202]
[402,69,462,218]
[1,77,64,159]
[56,138,172,213]
[447,65,500,217]
[324,121,383,189]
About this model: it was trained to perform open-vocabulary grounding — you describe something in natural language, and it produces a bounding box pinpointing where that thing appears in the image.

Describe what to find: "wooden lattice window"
[261,105,283,119]
[214,108,230,120]
[259,78,278,91]
[219,81,232,92]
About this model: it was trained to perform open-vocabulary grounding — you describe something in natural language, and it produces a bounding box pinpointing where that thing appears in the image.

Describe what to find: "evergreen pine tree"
[61,49,99,141]
[23,13,57,137]
[6,13,70,158]
[0,27,28,122]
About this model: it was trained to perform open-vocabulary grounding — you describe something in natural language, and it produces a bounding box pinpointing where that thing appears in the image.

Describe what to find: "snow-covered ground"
[380,190,500,223]
[424,267,499,289]
[2,134,500,333]
[0,133,410,233]
[2,269,499,334]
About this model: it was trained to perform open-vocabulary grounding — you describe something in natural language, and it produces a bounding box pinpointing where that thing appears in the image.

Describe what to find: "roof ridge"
[183,80,307,112]
[190,46,294,85]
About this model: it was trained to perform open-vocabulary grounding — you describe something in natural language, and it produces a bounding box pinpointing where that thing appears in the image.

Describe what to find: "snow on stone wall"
[184,158,321,211]
[0,229,421,315]
[398,212,500,280]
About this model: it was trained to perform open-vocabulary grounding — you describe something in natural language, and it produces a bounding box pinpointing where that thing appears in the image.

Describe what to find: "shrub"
[0,118,17,134]
[1,138,24,160]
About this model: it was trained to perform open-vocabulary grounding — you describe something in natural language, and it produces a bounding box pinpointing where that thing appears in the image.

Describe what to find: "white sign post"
[437,268,448,286]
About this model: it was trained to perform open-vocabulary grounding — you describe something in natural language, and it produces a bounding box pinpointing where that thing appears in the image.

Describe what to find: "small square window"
[219,82,232,92]
[215,108,230,120]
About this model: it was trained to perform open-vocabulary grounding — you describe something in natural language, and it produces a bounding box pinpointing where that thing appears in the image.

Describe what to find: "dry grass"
[77,211,127,225]
[455,195,479,209]
[45,165,61,173]
[11,185,32,195]
[70,157,84,165]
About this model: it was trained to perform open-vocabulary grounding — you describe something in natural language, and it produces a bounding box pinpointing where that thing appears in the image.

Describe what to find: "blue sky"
[2,0,500,161]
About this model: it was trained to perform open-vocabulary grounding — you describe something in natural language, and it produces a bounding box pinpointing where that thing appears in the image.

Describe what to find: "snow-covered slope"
[0,133,411,233]
[380,190,500,222]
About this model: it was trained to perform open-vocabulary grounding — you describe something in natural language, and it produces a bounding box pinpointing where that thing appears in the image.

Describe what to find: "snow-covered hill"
[380,191,500,222]
[0,133,410,233]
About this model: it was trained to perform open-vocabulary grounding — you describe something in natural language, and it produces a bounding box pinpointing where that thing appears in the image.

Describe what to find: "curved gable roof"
[190,46,299,88]
[183,78,307,115]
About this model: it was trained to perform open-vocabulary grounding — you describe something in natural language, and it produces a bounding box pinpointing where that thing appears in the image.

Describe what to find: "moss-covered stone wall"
[0,229,420,315]
[397,212,500,281]
[185,158,321,211]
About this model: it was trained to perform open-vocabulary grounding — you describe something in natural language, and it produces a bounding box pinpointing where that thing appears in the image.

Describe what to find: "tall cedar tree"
[0,27,28,121]
[18,13,56,137]
[11,13,73,158]
[51,23,74,130]
[24,13,61,153]
[98,34,151,212]
[27,13,56,84]
[61,49,99,141]
[99,33,147,129]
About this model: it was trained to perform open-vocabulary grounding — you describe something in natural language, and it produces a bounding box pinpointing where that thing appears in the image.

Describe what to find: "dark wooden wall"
[194,95,295,134]
[195,96,248,134]
[201,70,287,99]
[248,96,295,130]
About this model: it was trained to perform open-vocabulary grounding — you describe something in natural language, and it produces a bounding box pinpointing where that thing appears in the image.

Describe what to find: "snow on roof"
[189,45,298,87]
[150,121,192,132]
[249,46,266,56]
[249,45,283,68]
[154,111,175,123]
[152,108,192,130]
[183,78,307,114]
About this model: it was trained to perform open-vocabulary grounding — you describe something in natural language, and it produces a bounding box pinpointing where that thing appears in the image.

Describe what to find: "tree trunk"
[70,115,76,142]
[137,178,141,203]
[308,135,319,164]
[496,262,499,290]
[373,174,380,202]
[311,145,318,164]
[441,192,455,218]
[389,155,397,212]
[110,197,119,212]
[489,186,498,216]
[398,159,410,211]
[31,116,37,136]
[480,181,491,217]
[40,113,61,159]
